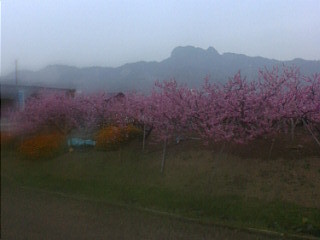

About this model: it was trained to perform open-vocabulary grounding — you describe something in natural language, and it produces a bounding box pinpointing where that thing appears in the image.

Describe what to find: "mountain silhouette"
[2,46,319,92]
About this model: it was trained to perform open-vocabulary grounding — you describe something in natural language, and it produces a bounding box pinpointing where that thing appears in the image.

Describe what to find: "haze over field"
[1,0,320,89]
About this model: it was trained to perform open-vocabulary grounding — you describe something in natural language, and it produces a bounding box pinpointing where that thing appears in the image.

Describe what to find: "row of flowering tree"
[139,66,320,145]
[8,66,320,155]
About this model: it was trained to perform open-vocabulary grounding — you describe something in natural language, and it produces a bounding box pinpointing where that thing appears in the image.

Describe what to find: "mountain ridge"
[1,46,319,92]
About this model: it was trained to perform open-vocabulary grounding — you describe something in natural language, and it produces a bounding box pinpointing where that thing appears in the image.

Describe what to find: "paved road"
[1,181,281,240]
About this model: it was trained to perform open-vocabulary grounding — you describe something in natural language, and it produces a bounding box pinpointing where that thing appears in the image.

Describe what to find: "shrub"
[95,125,142,150]
[19,132,66,159]
[95,126,124,150]
[123,124,142,140]
[1,131,15,149]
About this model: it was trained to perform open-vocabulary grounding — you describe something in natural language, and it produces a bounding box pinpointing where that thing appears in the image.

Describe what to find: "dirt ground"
[1,180,282,240]
[2,130,319,239]
[164,137,320,209]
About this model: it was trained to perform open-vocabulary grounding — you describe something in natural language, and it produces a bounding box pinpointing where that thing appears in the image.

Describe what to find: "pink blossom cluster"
[9,66,320,144]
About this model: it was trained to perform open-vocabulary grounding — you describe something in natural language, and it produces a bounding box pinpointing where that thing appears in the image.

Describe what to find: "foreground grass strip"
[2,150,320,238]
[3,174,319,239]
[3,179,318,240]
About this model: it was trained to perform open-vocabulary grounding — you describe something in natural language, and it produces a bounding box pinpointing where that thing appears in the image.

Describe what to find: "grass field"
[2,139,320,238]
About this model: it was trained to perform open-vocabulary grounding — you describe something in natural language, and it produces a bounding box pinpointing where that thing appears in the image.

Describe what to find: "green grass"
[2,146,320,237]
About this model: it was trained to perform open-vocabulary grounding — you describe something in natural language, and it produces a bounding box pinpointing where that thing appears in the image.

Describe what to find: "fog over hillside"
[1,46,320,93]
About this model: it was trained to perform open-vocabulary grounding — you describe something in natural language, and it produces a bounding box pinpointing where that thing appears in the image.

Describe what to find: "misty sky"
[1,0,320,76]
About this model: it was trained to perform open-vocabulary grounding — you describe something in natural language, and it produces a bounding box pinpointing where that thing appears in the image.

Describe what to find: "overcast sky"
[1,0,320,76]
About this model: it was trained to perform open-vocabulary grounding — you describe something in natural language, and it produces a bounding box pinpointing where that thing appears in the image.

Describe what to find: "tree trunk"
[220,142,226,154]
[145,126,153,140]
[290,118,295,141]
[268,138,275,160]
[142,124,146,151]
[302,119,320,148]
[161,138,167,173]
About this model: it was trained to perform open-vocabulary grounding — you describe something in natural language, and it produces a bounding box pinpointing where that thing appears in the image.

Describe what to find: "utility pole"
[15,60,24,110]
[15,60,18,85]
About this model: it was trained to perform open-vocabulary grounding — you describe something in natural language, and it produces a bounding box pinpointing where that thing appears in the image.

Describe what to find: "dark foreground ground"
[2,180,281,240]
